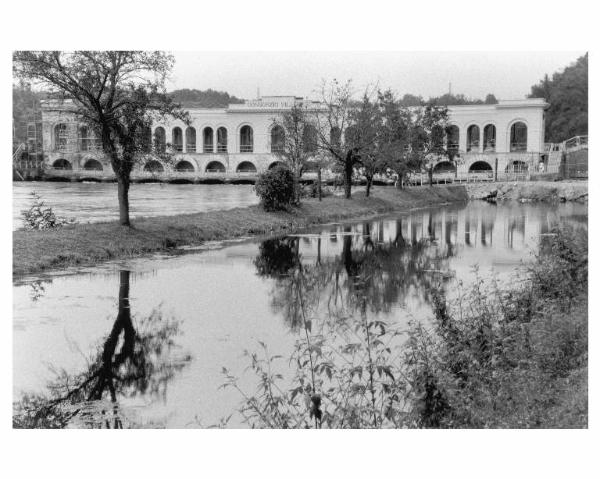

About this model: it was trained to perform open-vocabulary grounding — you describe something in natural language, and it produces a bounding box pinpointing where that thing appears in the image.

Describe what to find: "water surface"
[13,201,587,427]
[13,182,257,230]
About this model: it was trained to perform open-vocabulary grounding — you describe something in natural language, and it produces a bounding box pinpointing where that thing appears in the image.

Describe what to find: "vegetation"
[529,53,588,142]
[13,51,188,226]
[168,88,244,108]
[272,103,318,204]
[222,224,587,428]
[13,186,469,277]
[254,166,296,211]
[21,192,76,230]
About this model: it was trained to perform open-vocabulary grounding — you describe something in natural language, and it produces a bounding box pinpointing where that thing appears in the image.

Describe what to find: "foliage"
[224,224,587,428]
[404,225,587,428]
[13,51,188,226]
[254,166,295,211]
[272,103,319,204]
[21,192,76,230]
[529,53,587,142]
[168,88,244,108]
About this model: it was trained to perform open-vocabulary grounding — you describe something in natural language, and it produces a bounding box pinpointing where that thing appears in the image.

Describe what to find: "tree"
[13,51,188,226]
[272,103,317,204]
[413,102,451,186]
[529,53,588,142]
[484,93,498,104]
[348,93,385,197]
[314,80,365,199]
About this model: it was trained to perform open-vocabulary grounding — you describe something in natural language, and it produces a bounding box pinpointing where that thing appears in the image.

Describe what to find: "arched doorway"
[52,159,72,170]
[236,161,257,173]
[83,159,103,171]
[505,160,528,173]
[175,160,195,172]
[433,161,455,174]
[268,161,286,170]
[468,160,493,172]
[205,161,226,173]
[143,160,164,173]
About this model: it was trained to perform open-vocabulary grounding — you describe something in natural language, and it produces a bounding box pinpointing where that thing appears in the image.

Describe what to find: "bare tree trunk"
[428,167,434,187]
[344,154,353,199]
[396,172,404,190]
[293,170,301,205]
[365,176,373,197]
[117,176,131,226]
[317,168,322,201]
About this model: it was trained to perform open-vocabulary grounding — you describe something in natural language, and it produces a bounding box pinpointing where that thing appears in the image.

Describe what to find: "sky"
[168,51,584,101]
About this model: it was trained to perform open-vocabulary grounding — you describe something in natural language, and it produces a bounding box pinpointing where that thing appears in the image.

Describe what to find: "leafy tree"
[169,88,244,108]
[347,93,384,197]
[254,166,295,211]
[314,80,366,199]
[13,51,188,226]
[484,93,498,104]
[529,53,588,142]
[272,103,317,204]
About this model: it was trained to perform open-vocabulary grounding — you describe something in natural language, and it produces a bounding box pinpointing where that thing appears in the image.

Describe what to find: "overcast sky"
[168,51,584,101]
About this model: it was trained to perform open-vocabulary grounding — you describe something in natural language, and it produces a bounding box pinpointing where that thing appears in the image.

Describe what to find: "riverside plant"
[222,224,587,428]
[21,192,76,230]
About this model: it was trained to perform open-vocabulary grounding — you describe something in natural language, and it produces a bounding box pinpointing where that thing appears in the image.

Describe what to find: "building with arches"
[38,96,549,182]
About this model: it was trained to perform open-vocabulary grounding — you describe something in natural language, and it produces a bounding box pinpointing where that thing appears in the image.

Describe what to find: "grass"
[13,185,468,277]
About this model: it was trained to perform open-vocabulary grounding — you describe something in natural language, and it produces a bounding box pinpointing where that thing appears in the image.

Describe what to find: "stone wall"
[466,181,588,203]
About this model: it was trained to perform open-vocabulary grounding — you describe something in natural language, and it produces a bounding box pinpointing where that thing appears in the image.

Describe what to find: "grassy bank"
[13,185,468,277]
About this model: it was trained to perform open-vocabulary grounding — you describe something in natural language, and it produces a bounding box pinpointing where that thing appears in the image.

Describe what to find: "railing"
[240,145,253,153]
[510,142,527,152]
[564,135,588,151]
[203,146,214,153]
[217,145,228,153]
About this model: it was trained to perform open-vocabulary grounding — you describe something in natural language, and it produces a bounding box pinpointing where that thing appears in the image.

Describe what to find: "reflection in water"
[13,201,587,427]
[13,270,191,428]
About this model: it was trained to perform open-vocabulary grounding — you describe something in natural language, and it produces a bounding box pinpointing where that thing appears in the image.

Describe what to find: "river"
[12,201,587,428]
[13,182,258,230]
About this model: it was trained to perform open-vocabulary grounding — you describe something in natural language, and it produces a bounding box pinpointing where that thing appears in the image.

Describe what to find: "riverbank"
[466,180,588,202]
[13,185,468,277]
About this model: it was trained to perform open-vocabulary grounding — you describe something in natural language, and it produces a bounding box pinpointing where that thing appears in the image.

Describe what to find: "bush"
[254,166,295,211]
[21,191,76,230]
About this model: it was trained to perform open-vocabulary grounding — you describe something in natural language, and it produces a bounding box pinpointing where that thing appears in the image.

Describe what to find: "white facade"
[41,96,548,180]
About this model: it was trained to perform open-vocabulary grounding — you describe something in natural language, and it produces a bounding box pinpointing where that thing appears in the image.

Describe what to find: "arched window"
[217,127,228,153]
[240,125,253,153]
[330,127,341,148]
[483,124,496,152]
[55,123,68,151]
[271,125,285,153]
[510,122,527,152]
[446,125,460,153]
[203,127,214,153]
[185,127,196,153]
[432,125,445,149]
[467,125,480,152]
[154,127,166,153]
[303,124,318,154]
[80,125,100,151]
[172,127,183,152]
[141,126,152,152]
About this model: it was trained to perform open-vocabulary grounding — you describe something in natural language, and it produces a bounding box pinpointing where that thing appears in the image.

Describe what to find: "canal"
[13,201,587,428]
[13,182,258,230]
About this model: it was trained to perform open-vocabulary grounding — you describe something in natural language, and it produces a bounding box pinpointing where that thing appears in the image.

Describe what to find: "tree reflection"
[13,270,191,429]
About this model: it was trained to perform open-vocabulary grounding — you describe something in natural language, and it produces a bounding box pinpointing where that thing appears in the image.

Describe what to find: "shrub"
[254,166,295,211]
[21,191,76,230]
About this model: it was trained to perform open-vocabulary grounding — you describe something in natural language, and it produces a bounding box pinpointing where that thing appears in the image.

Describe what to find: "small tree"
[411,102,450,187]
[272,103,317,204]
[13,51,188,226]
[255,166,295,211]
[314,80,364,199]
[347,93,383,197]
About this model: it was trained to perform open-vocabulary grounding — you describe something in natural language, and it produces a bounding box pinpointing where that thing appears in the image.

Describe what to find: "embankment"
[14,185,468,277]
[466,181,588,202]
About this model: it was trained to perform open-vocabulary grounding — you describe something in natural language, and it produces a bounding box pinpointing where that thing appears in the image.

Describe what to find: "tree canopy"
[529,53,588,142]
